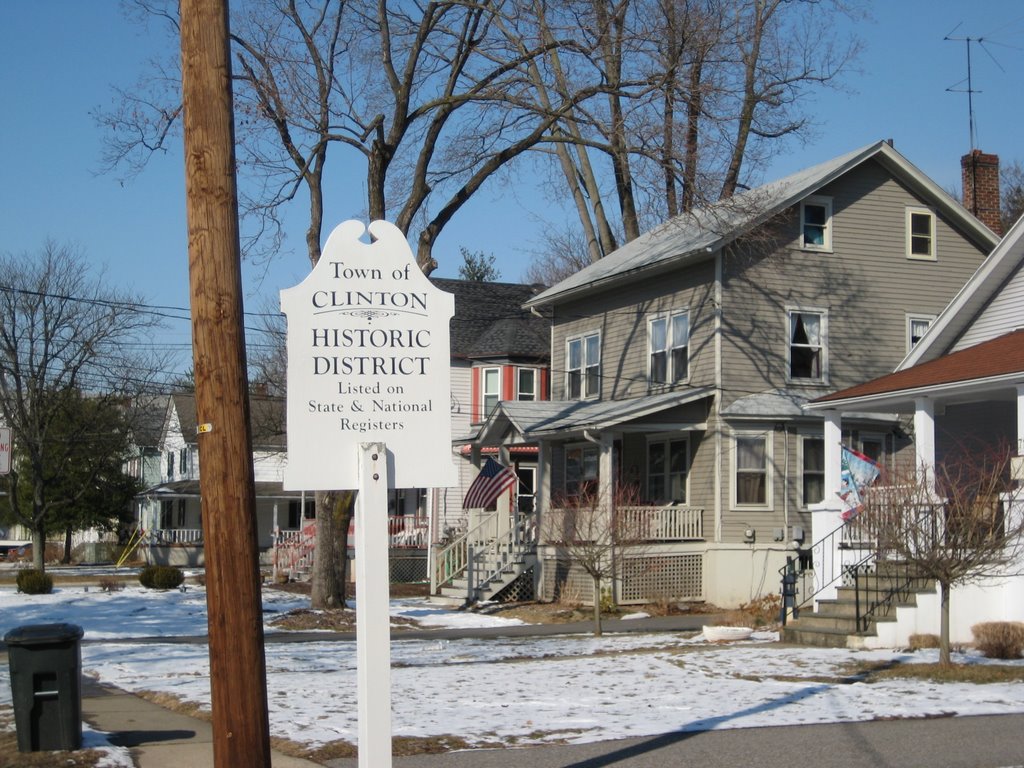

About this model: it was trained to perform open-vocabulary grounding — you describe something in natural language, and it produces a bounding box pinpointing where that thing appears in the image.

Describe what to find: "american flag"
[463,457,517,509]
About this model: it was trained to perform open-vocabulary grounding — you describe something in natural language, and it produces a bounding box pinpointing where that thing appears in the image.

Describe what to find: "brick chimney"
[961,149,1002,236]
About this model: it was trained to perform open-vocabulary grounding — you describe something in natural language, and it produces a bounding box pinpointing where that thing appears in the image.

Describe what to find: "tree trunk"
[939,579,952,667]
[63,527,73,564]
[310,491,352,609]
[592,575,603,637]
[32,522,46,572]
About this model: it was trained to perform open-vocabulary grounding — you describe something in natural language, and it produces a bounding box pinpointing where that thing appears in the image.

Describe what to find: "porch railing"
[152,528,204,545]
[544,504,703,543]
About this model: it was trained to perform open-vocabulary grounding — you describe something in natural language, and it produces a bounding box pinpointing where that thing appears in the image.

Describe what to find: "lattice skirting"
[490,567,536,603]
[618,554,703,604]
[389,551,428,583]
[540,552,703,605]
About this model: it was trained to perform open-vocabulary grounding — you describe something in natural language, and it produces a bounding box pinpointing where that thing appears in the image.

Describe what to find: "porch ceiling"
[472,386,714,445]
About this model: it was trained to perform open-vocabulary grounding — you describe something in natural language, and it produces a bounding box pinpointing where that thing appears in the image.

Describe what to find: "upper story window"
[648,437,688,503]
[166,451,175,479]
[482,366,500,419]
[649,311,689,385]
[734,433,770,507]
[906,314,934,352]
[788,309,826,382]
[567,332,600,399]
[801,196,833,251]
[517,367,537,401]
[179,447,188,477]
[906,207,936,260]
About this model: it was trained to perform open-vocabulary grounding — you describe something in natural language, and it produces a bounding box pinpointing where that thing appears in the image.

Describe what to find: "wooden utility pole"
[179,1,272,765]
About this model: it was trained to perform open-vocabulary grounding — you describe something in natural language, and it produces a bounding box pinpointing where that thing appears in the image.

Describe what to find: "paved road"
[322,714,1024,768]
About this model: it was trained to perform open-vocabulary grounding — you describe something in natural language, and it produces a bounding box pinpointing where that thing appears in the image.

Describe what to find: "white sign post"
[281,220,456,768]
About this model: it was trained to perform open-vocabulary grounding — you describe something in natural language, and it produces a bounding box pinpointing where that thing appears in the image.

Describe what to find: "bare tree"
[543,483,649,635]
[522,0,861,277]
[1001,159,1024,232]
[859,445,1024,666]
[0,243,166,573]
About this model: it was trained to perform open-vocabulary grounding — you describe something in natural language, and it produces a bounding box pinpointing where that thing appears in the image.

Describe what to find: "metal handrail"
[850,560,927,633]
[779,520,874,626]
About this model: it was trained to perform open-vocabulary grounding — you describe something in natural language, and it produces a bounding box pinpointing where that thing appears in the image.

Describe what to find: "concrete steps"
[782,565,935,648]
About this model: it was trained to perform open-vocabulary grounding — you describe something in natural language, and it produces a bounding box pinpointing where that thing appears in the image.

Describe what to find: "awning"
[141,481,306,499]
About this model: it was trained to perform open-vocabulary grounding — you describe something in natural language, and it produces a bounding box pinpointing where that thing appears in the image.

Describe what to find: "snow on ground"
[2,582,1024,755]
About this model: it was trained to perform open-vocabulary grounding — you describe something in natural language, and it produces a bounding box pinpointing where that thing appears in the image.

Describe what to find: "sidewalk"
[82,676,320,767]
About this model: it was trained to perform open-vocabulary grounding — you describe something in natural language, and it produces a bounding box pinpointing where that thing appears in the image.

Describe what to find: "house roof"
[900,214,1024,368]
[430,278,550,360]
[165,392,286,449]
[809,329,1024,410]
[525,141,1000,309]
[473,387,714,443]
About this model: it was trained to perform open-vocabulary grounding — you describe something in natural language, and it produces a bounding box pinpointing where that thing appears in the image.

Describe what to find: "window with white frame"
[734,434,769,506]
[564,444,599,498]
[906,314,934,351]
[567,332,600,399]
[517,367,537,401]
[179,447,188,477]
[482,367,500,419]
[801,436,825,507]
[647,437,688,503]
[801,197,832,250]
[649,311,690,385]
[788,309,826,381]
[906,207,936,259]
[166,451,175,479]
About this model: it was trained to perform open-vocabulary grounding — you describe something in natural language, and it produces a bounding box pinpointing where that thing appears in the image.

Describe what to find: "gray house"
[465,140,1001,609]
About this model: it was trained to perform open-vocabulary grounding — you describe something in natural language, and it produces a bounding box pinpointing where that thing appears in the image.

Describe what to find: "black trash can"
[4,622,84,752]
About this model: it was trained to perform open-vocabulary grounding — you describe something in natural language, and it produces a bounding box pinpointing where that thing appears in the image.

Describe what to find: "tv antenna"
[944,23,1006,151]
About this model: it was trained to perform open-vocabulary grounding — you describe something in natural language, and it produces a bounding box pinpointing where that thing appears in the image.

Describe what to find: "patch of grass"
[0,707,108,768]
[839,660,1024,684]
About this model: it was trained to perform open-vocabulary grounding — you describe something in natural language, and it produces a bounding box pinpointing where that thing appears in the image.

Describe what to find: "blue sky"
[2,1,1023,359]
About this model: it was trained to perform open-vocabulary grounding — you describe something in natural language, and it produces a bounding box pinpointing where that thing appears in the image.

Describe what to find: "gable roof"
[809,329,1024,410]
[430,278,549,360]
[525,141,1000,309]
[900,214,1024,368]
[164,392,286,449]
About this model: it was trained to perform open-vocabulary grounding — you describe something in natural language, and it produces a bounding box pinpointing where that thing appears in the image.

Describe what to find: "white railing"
[152,528,204,545]
[544,504,704,543]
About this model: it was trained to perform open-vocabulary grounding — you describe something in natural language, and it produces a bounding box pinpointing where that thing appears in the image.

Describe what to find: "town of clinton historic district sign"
[280,220,457,490]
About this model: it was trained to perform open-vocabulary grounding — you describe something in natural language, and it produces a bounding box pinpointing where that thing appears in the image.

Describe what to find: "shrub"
[139,565,185,590]
[908,633,940,650]
[16,569,53,595]
[972,622,1024,659]
[98,577,125,593]
[739,593,782,627]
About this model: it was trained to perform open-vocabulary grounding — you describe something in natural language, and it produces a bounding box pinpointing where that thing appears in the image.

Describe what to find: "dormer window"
[801,197,832,251]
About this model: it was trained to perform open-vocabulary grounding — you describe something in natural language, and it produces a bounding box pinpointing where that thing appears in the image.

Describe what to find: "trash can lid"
[4,622,84,646]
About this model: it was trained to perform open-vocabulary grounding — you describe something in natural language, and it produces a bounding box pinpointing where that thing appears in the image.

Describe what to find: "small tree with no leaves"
[544,482,649,636]
[859,444,1024,666]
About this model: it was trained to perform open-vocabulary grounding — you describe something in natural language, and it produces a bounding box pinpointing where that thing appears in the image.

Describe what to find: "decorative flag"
[463,457,517,510]
[838,445,881,521]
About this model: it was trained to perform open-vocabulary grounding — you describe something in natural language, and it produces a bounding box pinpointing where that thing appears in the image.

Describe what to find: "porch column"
[914,396,936,490]
[810,410,844,605]
[1017,384,1024,456]
[536,439,552,600]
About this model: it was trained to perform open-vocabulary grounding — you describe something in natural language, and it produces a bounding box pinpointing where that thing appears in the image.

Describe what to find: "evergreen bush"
[16,569,53,595]
[139,565,185,590]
